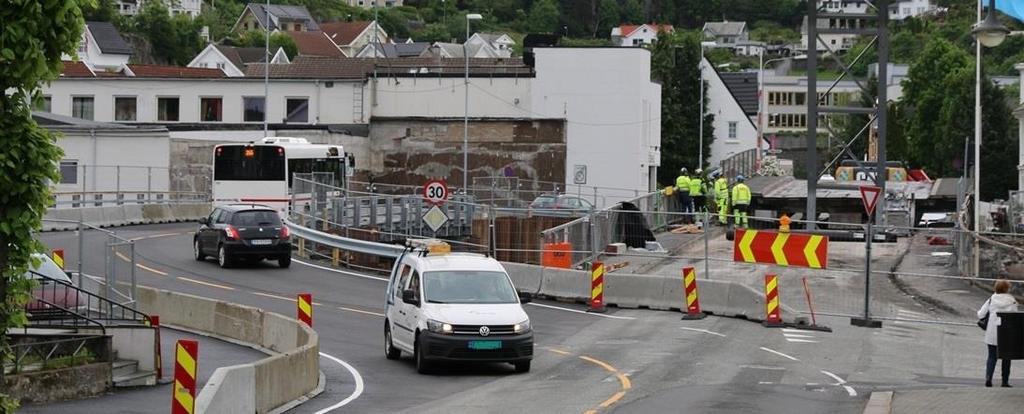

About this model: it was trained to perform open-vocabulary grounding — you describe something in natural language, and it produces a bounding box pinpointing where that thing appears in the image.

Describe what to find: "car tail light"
[280,226,290,240]
[224,225,240,240]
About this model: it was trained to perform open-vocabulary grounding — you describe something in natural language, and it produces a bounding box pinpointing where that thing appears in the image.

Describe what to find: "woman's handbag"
[978,298,991,330]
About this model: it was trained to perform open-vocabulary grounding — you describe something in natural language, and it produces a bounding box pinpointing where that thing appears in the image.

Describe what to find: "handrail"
[29,270,150,326]
[26,297,107,335]
[7,333,111,375]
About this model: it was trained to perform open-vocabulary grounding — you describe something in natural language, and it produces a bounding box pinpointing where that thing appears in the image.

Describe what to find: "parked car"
[194,204,292,268]
[24,253,80,311]
[528,194,595,217]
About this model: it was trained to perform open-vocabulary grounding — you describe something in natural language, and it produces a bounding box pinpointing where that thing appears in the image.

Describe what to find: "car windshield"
[25,254,72,284]
[531,196,556,208]
[422,271,518,304]
[232,210,281,226]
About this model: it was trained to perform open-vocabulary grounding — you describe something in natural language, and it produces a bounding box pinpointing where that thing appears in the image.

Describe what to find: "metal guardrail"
[39,218,138,304]
[52,191,208,208]
[29,270,150,327]
[5,334,112,375]
[284,218,406,259]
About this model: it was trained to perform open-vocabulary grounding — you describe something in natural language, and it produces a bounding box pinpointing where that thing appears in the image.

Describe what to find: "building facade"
[610,24,674,47]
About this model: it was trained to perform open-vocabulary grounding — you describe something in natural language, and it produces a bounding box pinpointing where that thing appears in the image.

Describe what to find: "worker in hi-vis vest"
[714,172,730,225]
[689,168,704,215]
[731,175,752,228]
[675,167,693,222]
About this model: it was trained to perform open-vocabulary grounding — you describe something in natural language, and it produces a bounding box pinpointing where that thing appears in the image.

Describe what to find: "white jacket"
[978,293,1019,346]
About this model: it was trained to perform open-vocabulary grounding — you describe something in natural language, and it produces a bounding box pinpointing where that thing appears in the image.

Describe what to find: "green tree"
[651,31,715,184]
[234,31,299,60]
[749,21,800,45]
[0,0,85,410]
[135,0,203,65]
[528,0,561,33]
[620,0,643,24]
[596,0,621,37]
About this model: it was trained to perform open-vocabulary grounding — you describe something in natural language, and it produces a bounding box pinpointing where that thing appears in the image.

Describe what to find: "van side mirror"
[199,217,209,225]
[402,289,419,305]
[518,291,532,304]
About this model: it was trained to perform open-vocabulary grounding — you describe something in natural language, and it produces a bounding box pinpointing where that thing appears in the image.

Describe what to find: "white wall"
[703,59,759,168]
[189,50,243,77]
[890,0,934,20]
[55,128,171,195]
[80,31,130,70]
[622,29,659,47]
[371,77,531,118]
[532,48,661,203]
[40,78,363,125]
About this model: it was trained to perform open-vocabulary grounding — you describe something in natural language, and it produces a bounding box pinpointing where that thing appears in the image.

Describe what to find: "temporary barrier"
[681,266,706,320]
[764,274,784,327]
[172,339,198,414]
[734,229,829,269]
[52,249,65,269]
[149,315,162,379]
[297,293,313,327]
[541,242,572,269]
[589,262,606,313]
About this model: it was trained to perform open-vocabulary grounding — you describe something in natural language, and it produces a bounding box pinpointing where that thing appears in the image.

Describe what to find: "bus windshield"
[214,146,286,181]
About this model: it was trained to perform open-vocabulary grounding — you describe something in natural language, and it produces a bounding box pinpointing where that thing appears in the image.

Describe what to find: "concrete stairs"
[112,354,156,387]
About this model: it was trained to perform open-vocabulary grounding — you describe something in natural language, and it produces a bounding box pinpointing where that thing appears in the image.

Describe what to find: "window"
[728,122,738,139]
[243,22,249,31]
[214,209,228,224]
[231,210,282,226]
[157,97,180,121]
[114,97,137,121]
[216,62,225,70]
[59,160,78,184]
[243,97,265,122]
[200,97,223,122]
[72,96,94,120]
[903,7,910,15]
[35,96,51,112]
[285,98,308,123]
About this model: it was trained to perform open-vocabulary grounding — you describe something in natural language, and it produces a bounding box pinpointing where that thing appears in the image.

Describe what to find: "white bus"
[212,137,352,212]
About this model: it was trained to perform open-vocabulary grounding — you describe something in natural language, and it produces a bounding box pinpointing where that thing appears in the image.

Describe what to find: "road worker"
[731,175,752,228]
[714,172,730,225]
[689,168,704,216]
[675,167,693,222]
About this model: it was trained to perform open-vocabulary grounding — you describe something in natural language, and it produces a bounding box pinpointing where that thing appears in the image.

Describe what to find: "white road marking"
[783,333,815,338]
[251,291,295,301]
[178,277,235,290]
[294,258,389,281]
[820,370,857,397]
[315,352,365,413]
[784,338,819,343]
[679,327,727,337]
[759,381,774,385]
[339,306,385,317]
[782,328,809,333]
[782,329,819,343]
[136,263,168,276]
[759,347,799,361]
[526,302,636,320]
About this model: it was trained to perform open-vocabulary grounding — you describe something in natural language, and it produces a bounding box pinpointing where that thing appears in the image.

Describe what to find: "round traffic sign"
[423,179,449,204]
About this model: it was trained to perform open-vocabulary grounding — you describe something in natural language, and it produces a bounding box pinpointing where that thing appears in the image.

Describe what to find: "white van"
[384,242,534,374]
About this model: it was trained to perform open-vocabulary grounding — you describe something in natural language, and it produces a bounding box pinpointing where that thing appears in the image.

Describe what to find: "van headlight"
[427,319,453,335]
[514,319,531,334]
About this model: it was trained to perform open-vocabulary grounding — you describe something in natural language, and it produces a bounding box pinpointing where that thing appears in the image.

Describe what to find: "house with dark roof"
[466,33,515,58]
[702,21,749,47]
[285,31,346,58]
[232,3,319,33]
[701,61,765,168]
[610,24,674,47]
[64,21,133,71]
[319,21,388,57]
[355,42,430,58]
[187,44,290,77]
[420,42,499,59]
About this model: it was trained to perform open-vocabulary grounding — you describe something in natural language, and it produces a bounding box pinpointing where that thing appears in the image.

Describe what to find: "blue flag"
[997,0,1024,22]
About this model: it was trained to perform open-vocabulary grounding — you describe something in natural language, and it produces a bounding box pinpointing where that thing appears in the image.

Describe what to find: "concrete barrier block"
[80,207,106,227]
[42,209,84,231]
[261,312,301,353]
[196,365,256,414]
[254,343,318,414]
[142,204,173,223]
[136,287,218,334]
[124,205,145,225]
[540,267,590,301]
[213,301,264,346]
[101,206,127,228]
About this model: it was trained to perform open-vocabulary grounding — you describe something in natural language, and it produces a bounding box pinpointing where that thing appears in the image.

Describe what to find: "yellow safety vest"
[688,176,702,196]
[676,175,691,192]
[714,177,729,198]
[732,183,751,205]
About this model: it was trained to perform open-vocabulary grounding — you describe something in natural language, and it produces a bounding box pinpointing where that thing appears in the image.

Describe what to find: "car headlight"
[514,319,531,334]
[426,319,453,335]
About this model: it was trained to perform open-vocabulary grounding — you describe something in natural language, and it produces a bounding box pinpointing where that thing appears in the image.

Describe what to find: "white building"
[466,33,515,58]
[320,21,388,57]
[702,21,748,48]
[889,0,938,20]
[188,44,289,77]
[801,1,870,52]
[610,24,674,47]
[345,0,403,8]
[761,74,862,138]
[66,22,133,71]
[701,62,761,168]
[117,0,201,17]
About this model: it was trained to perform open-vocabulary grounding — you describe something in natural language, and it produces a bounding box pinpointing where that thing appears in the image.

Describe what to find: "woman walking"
[978,279,1019,387]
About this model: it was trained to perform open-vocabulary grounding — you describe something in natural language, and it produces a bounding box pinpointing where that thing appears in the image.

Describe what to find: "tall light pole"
[698,41,715,170]
[263,0,270,136]
[971,0,1009,278]
[464,13,483,192]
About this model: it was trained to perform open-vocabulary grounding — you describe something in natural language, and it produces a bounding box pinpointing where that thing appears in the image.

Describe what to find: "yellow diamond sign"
[422,205,449,232]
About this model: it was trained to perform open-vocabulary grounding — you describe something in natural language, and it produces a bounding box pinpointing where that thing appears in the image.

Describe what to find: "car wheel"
[514,361,531,373]
[278,255,291,268]
[384,323,400,360]
[194,239,205,261]
[415,334,431,374]
[218,245,232,268]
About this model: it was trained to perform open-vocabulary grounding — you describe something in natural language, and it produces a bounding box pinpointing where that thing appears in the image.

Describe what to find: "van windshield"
[422,271,518,304]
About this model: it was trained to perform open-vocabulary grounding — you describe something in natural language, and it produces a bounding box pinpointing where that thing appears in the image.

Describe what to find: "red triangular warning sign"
[860,186,881,216]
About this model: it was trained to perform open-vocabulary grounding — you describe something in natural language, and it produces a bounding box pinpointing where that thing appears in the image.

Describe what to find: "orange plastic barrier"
[541,242,572,269]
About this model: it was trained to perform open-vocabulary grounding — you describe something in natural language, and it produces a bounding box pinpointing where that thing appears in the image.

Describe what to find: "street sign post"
[852,185,883,328]
[423,179,449,205]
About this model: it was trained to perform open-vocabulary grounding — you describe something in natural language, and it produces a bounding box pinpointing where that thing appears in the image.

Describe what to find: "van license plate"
[468,340,502,350]
[250,239,272,245]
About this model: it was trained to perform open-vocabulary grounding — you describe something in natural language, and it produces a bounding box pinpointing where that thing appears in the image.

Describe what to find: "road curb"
[862,391,893,414]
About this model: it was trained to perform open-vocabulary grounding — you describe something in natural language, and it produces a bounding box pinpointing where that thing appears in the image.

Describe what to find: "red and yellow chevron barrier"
[52,249,65,269]
[590,262,606,313]
[171,339,198,414]
[733,229,828,269]
[681,267,706,320]
[764,273,783,327]
[297,293,313,327]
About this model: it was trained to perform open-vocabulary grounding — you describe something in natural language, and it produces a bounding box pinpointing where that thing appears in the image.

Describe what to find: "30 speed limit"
[422,179,449,205]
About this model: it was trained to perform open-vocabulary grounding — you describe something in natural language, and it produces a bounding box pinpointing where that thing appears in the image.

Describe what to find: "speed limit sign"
[423,179,449,205]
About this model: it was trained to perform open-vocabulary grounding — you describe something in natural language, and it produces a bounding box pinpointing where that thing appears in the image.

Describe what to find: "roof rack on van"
[407,239,451,256]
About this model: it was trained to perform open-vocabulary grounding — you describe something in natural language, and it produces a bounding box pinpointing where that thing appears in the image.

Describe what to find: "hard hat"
[680,167,688,174]
[736,175,746,182]
[696,169,703,174]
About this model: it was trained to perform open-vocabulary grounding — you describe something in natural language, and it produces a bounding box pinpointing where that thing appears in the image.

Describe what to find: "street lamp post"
[698,41,715,170]
[971,0,1009,279]
[464,13,483,193]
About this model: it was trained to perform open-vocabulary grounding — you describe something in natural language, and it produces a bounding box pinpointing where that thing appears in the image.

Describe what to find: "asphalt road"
[32,223,1011,413]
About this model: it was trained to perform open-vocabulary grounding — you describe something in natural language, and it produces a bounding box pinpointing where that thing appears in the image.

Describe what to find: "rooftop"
[86,21,132,55]
[719,72,759,116]
[59,61,226,78]
[246,3,319,31]
[286,31,345,57]
[320,21,373,46]
[702,21,747,37]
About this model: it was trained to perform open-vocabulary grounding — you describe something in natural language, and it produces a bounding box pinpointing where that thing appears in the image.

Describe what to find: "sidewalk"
[864,388,1024,414]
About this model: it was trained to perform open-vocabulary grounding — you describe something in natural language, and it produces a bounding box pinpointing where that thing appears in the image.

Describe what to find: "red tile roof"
[286,31,345,57]
[320,21,372,46]
[619,24,674,37]
[127,64,225,78]
[60,61,95,77]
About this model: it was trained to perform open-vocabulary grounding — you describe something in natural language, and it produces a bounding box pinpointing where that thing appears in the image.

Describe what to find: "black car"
[194,205,292,268]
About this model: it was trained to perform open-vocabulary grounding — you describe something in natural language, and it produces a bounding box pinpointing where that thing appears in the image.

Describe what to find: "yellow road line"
[546,348,571,356]
[178,277,235,291]
[598,391,626,408]
[136,263,168,276]
[578,355,632,413]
